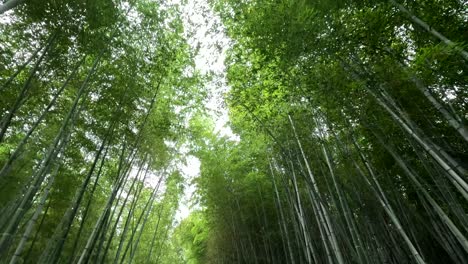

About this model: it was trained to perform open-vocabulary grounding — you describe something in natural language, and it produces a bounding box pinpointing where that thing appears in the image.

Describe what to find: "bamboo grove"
[0,0,467,264]
[183,0,468,263]
[0,0,204,263]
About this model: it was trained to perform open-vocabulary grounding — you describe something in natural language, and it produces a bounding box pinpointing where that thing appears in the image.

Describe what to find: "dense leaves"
[0,1,201,263]
[186,0,468,263]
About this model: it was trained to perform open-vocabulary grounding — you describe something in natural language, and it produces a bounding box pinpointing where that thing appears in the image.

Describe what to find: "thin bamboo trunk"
[128,167,167,264]
[288,160,316,263]
[102,163,143,263]
[0,0,25,15]
[374,90,468,198]
[342,59,468,200]
[269,161,295,264]
[375,133,468,254]
[0,80,89,255]
[9,172,55,264]
[389,0,468,61]
[408,75,468,141]
[23,198,50,262]
[0,56,85,180]
[68,143,110,262]
[39,120,115,264]
[288,114,345,264]
[0,32,56,142]
[1,42,44,91]
[76,152,135,264]
[113,162,149,264]
[352,140,427,264]
[127,184,159,264]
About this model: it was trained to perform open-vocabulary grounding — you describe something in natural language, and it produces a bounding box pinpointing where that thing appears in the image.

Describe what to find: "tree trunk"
[0,32,56,142]
[9,172,55,264]
[0,56,85,180]
[389,0,468,61]
[352,138,427,264]
[0,0,25,15]
[288,114,345,264]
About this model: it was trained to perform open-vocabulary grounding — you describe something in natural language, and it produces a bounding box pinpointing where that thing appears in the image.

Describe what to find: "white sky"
[174,0,237,221]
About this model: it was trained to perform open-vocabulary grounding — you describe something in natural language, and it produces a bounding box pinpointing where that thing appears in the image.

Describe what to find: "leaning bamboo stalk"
[341,59,468,200]
[78,84,159,264]
[39,121,116,264]
[374,91,468,198]
[382,45,467,141]
[268,161,295,264]
[146,204,164,262]
[112,160,149,264]
[378,88,466,175]
[411,78,467,142]
[374,133,468,254]
[312,111,365,263]
[76,159,132,264]
[22,198,50,262]
[77,141,140,264]
[128,162,169,260]
[324,114,370,264]
[351,139,427,264]
[9,171,55,264]
[0,72,91,255]
[128,178,162,264]
[68,143,110,262]
[0,32,57,142]
[102,160,145,263]
[288,114,345,264]
[0,0,25,14]
[389,0,468,61]
[272,158,306,262]
[292,144,335,264]
[288,160,316,263]
[0,56,85,180]
[1,41,45,91]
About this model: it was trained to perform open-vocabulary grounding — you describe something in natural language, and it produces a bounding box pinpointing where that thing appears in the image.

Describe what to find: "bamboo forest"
[0,0,467,263]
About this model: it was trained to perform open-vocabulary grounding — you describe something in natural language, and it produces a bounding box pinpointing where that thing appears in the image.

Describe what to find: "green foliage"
[189,0,468,263]
[0,0,206,263]
[0,0,467,263]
